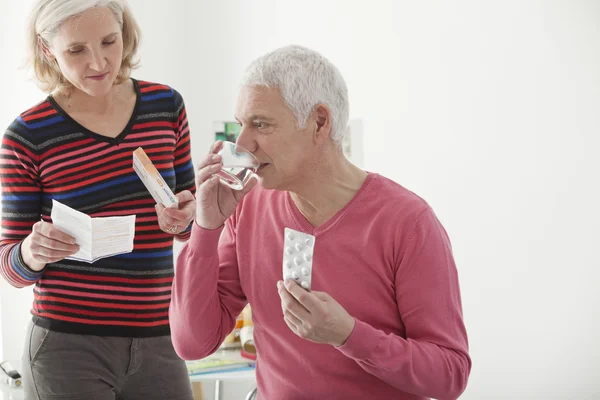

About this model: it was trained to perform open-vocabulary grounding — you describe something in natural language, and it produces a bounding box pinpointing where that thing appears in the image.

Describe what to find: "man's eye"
[254,122,264,128]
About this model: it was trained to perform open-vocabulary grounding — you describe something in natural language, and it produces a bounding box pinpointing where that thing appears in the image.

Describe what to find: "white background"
[1,1,599,399]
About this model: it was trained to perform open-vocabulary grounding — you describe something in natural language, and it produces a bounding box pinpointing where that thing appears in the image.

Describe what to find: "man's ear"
[312,104,333,144]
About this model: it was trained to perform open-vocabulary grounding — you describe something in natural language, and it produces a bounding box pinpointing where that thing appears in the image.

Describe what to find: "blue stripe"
[50,170,175,200]
[11,248,38,281]
[3,194,40,201]
[142,92,173,102]
[22,115,65,130]
[114,250,173,259]
[175,162,193,174]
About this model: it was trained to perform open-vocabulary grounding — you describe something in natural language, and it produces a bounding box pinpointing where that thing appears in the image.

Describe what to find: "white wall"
[2,0,599,399]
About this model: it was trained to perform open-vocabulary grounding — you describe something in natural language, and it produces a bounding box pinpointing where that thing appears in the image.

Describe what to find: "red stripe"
[39,304,168,319]
[35,294,169,310]
[1,186,40,193]
[42,137,97,159]
[135,216,162,223]
[22,101,50,117]
[42,270,173,285]
[135,243,172,250]
[50,159,133,186]
[0,177,38,184]
[32,310,167,327]
[140,145,181,154]
[2,229,35,237]
[41,279,169,294]
[132,121,176,130]
[136,225,162,232]
[1,221,36,227]
[47,151,131,182]
[2,138,38,162]
[175,133,191,147]
[102,199,154,210]
[45,167,132,192]
[140,84,170,93]
[22,109,57,122]
[178,111,186,124]
[37,287,171,302]
[174,153,192,165]
[136,233,172,240]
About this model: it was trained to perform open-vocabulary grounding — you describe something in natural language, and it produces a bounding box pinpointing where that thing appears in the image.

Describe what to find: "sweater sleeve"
[0,122,45,288]
[336,207,471,400]
[169,219,248,360]
[171,89,196,242]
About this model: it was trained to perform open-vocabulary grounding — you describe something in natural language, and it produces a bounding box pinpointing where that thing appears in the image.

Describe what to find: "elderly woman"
[0,1,196,398]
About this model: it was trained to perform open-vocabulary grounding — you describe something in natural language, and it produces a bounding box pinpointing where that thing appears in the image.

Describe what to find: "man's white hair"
[241,45,350,145]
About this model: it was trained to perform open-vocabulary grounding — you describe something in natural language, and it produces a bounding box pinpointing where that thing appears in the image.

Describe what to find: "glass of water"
[215,141,260,190]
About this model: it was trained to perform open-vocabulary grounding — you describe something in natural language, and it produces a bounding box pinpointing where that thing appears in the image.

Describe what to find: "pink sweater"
[170,173,471,399]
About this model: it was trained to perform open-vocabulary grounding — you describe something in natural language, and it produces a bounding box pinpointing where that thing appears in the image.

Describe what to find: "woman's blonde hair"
[27,0,141,93]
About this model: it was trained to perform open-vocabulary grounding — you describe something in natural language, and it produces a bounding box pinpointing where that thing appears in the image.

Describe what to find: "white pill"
[294,257,302,266]
[301,268,310,276]
[304,253,312,262]
[285,247,294,255]
[301,281,310,289]
[286,232,294,241]
[305,239,313,247]
[292,271,299,280]
[285,260,293,269]
[295,243,303,251]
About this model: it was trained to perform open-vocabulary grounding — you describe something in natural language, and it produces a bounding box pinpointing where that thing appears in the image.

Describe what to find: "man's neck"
[289,151,368,228]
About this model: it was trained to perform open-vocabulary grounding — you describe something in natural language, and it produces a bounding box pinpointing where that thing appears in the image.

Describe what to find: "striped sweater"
[0,79,196,337]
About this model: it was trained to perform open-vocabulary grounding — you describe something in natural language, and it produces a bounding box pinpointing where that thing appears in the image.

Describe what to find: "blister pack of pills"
[282,228,315,291]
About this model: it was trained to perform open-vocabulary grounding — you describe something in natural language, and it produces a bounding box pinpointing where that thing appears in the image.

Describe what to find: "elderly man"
[168,45,471,400]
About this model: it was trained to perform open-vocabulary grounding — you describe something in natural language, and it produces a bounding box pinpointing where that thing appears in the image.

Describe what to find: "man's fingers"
[197,175,220,205]
[310,291,331,302]
[283,309,303,327]
[211,140,224,154]
[196,162,222,188]
[284,316,300,334]
[234,176,258,201]
[278,281,311,321]
[284,279,322,313]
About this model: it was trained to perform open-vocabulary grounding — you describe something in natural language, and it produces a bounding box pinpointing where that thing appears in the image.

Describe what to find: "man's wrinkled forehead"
[235,86,287,120]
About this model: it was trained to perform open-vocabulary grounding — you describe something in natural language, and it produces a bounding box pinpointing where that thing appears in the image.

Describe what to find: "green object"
[224,122,241,141]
